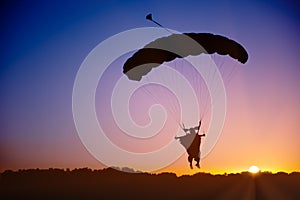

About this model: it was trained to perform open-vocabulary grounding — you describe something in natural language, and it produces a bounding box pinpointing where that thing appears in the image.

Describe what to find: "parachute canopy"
[123,33,248,81]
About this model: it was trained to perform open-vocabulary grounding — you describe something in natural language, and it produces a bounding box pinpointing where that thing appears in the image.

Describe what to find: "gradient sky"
[1,0,299,175]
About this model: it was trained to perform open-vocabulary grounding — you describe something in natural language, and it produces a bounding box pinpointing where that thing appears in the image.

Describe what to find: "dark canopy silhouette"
[123,33,248,81]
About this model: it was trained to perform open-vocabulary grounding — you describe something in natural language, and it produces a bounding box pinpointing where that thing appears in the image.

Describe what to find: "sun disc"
[249,165,260,173]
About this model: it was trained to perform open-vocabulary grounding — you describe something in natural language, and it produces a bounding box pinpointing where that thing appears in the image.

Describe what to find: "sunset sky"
[1,0,299,175]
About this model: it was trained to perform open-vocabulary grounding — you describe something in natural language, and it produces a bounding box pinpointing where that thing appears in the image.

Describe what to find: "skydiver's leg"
[188,155,193,169]
[195,157,200,168]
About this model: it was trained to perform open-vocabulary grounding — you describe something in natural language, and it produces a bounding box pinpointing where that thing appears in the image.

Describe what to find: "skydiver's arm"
[197,120,201,132]
[199,129,205,137]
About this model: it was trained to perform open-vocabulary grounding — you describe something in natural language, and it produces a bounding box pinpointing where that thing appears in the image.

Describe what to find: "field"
[1,168,299,199]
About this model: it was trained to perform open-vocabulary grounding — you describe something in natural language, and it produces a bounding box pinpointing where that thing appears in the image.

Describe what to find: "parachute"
[123,33,248,81]
[122,31,248,153]
[121,15,249,165]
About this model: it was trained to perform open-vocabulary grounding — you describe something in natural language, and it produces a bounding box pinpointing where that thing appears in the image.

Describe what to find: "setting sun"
[249,166,260,173]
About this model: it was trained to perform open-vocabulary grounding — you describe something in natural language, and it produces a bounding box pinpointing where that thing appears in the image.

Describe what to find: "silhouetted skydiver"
[175,121,205,169]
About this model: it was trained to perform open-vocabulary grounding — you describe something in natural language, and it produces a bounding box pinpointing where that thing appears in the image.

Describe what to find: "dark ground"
[1,168,299,200]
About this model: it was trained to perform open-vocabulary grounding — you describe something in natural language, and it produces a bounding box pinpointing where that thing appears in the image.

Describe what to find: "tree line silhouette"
[1,168,299,199]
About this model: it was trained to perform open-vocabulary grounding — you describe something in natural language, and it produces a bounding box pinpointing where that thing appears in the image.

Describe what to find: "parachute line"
[142,76,181,126]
